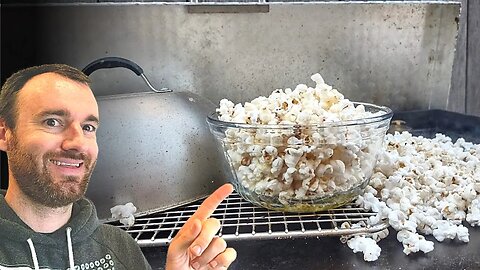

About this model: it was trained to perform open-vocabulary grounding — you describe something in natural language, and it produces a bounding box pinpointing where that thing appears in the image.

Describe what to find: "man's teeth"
[51,160,81,168]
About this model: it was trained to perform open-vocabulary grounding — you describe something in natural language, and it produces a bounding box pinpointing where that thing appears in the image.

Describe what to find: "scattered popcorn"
[215,73,389,207]
[110,202,137,227]
[350,131,480,261]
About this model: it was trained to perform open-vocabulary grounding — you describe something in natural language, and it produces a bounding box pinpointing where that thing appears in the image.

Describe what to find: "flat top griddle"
[134,110,480,269]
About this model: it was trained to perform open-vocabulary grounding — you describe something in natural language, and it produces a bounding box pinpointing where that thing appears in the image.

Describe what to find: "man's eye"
[44,119,61,127]
[83,124,97,133]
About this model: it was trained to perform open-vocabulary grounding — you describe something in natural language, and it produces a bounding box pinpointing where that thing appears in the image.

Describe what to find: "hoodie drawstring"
[25,228,76,270]
[66,227,75,270]
[26,238,40,270]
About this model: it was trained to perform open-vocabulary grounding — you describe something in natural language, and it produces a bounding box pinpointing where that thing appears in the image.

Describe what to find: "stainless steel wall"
[1,2,460,112]
[450,0,480,116]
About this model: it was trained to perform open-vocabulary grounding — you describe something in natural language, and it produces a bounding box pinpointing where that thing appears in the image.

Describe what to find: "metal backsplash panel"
[4,2,460,111]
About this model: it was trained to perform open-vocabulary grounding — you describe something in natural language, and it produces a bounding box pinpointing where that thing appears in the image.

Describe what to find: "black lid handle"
[82,57,171,93]
[82,57,143,76]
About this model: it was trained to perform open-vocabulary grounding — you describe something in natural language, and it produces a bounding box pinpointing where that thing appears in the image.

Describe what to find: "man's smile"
[48,158,87,177]
[49,159,83,168]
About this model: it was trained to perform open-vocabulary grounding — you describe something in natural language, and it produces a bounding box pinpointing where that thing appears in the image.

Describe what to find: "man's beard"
[7,134,96,208]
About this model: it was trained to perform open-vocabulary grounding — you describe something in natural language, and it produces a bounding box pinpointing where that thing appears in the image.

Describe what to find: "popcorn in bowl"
[207,73,393,212]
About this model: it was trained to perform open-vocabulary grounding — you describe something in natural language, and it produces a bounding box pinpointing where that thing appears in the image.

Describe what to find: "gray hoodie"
[0,191,152,270]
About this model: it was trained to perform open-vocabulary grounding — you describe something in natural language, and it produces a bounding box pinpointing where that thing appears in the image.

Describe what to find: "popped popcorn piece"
[456,225,470,242]
[311,73,325,85]
[432,220,460,242]
[347,236,382,261]
[397,230,434,255]
[371,228,390,242]
[110,202,137,227]
[466,198,480,226]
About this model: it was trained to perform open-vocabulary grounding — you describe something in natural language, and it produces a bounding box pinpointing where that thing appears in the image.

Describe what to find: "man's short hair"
[0,64,91,129]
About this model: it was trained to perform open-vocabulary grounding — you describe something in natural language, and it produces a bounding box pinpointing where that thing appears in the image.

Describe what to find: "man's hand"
[166,184,237,270]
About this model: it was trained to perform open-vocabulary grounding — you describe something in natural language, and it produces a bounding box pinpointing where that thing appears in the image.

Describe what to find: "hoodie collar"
[0,192,100,247]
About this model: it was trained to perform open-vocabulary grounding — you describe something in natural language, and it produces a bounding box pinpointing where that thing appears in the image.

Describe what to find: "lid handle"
[82,57,172,93]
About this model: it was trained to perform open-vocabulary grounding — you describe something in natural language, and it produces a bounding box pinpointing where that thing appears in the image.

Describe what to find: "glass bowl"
[207,102,393,212]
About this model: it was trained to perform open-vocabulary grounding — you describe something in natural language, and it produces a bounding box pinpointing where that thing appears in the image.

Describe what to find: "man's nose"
[61,124,88,152]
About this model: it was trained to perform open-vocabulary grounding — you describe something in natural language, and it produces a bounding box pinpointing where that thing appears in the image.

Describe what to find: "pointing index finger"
[167,184,233,258]
[192,183,233,221]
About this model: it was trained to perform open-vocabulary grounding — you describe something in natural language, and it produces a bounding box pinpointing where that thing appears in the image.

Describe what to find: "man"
[0,64,237,269]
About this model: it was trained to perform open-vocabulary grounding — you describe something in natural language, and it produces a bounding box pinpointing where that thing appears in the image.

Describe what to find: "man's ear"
[0,119,9,152]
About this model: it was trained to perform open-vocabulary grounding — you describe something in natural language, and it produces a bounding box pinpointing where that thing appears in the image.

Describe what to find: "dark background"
[1,4,47,189]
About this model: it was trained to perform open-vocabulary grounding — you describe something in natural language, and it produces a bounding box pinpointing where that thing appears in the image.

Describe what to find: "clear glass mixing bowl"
[207,102,393,212]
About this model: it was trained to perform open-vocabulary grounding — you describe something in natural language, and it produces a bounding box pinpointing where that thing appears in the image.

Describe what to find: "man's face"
[6,72,99,208]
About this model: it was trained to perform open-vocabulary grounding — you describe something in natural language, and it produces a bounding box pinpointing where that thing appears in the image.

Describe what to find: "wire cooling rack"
[108,192,388,247]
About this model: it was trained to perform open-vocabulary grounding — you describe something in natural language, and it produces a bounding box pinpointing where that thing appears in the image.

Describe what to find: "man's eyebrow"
[86,115,100,125]
[37,110,69,118]
[36,110,99,125]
